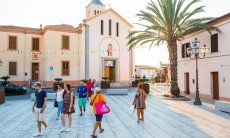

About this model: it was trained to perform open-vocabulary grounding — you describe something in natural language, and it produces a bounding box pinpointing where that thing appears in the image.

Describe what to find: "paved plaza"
[0,87,230,138]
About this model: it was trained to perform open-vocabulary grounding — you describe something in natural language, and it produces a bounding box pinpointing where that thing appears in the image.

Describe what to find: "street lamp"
[0,60,3,67]
[187,38,208,105]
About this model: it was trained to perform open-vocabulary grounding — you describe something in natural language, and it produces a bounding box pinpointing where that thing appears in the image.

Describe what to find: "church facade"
[0,0,134,87]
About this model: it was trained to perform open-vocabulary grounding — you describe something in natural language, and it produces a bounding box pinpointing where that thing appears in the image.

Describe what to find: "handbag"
[95,102,110,115]
[54,100,58,107]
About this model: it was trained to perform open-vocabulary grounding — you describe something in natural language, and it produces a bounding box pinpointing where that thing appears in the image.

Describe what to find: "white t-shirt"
[56,89,64,102]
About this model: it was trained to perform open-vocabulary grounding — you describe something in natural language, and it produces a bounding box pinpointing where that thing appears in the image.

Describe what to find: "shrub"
[54,78,63,82]
[0,76,11,82]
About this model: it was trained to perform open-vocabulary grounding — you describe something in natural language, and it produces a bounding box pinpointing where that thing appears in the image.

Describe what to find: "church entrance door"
[104,60,115,82]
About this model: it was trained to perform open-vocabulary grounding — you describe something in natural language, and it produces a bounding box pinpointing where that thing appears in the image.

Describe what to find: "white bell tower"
[86,0,105,19]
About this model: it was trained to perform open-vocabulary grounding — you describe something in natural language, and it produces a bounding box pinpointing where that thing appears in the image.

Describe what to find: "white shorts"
[34,107,45,121]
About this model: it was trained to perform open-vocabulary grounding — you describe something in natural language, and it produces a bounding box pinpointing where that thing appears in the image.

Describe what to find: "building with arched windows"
[0,0,134,87]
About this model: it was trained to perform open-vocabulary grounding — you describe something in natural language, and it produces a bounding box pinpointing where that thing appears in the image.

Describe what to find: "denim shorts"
[95,114,103,122]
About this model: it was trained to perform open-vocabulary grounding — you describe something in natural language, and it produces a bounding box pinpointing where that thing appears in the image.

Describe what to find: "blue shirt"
[77,86,87,98]
[35,90,47,108]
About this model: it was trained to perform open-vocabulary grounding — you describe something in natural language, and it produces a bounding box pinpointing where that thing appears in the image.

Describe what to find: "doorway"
[104,60,115,82]
[211,72,219,100]
[32,63,39,81]
[184,73,190,95]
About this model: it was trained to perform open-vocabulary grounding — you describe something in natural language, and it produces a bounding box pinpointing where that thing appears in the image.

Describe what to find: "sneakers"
[65,127,71,132]
[60,127,66,132]
[43,127,48,135]
[33,132,42,137]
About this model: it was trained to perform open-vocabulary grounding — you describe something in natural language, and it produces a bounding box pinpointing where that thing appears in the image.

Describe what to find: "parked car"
[0,81,27,95]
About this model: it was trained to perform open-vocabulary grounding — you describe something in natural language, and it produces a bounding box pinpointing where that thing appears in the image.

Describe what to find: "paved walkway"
[0,88,230,138]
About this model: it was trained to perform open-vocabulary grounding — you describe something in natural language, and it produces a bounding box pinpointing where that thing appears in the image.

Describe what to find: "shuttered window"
[32,38,40,51]
[9,36,17,50]
[116,22,119,37]
[182,43,190,58]
[101,20,104,35]
[211,34,218,53]
[9,62,17,75]
[62,35,69,50]
[62,61,70,76]
[109,20,112,36]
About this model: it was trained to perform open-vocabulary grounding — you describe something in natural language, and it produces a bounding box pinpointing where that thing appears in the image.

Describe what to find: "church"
[0,0,134,87]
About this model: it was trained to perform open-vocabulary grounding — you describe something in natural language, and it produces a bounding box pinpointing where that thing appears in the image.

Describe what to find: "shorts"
[34,107,45,121]
[95,114,103,122]
[78,98,87,107]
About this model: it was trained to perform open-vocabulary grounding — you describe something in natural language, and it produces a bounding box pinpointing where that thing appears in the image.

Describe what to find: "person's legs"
[92,122,99,136]
[37,121,41,132]
[140,109,144,121]
[137,109,141,122]
[61,113,66,127]
[68,114,72,128]
[57,101,63,118]
[79,106,82,115]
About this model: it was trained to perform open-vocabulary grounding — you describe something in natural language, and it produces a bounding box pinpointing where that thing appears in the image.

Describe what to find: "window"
[9,36,17,50]
[32,38,39,51]
[116,22,119,37]
[182,43,190,58]
[101,20,104,35]
[211,34,218,53]
[62,61,70,76]
[9,62,17,75]
[109,20,112,36]
[94,10,97,15]
[62,35,69,50]
[97,11,99,14]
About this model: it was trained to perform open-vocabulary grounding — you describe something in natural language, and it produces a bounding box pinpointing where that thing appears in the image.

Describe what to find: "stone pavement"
[0,88,230,138]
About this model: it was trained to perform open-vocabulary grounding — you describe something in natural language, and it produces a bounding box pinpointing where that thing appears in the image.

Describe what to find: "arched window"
[94,10,96,15]
[101,20,104,35]
[109,19,112,36]
[116,22,119,37]
[107,44,113,56]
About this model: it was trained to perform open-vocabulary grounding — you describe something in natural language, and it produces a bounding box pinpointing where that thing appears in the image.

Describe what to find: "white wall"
[178,21,230,99]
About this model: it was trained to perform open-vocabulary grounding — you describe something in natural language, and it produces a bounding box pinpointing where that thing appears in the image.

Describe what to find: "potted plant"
[101,77,110,89]
[53,78,64,91]
[0,76,11,82]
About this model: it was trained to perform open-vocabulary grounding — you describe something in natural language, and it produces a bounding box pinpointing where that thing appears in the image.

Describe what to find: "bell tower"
[86,0,105,19]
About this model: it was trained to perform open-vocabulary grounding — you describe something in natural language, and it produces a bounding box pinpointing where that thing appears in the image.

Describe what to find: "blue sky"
[0,0,229,67]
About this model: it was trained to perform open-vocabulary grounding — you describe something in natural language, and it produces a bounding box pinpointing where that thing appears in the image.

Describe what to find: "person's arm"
[40,92,47,113]
[32,98,36,113]
[69,92,74,112]
[132,96,136,105]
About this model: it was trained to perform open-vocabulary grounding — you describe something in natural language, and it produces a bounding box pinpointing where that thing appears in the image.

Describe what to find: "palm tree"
[128,0,218,96]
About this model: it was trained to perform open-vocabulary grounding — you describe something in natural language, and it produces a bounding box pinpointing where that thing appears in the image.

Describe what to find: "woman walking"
[60,84,75,132]
[56,84,64,120]
[90,87,106,138]
[132,83,146,123]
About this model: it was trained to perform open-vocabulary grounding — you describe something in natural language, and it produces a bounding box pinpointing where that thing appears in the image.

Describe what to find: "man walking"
[32,82,48,137]
[77,81,87,116]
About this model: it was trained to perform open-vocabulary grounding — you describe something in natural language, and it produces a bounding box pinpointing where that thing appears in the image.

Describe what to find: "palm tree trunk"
[167,41,180,97]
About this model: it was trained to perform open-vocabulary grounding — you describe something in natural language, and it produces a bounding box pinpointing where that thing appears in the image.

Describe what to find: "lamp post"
[187,38,208,105]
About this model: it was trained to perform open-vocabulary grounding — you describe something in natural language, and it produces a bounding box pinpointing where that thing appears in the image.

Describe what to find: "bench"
[107,89,128,95]
[31,93,56,101]
[215,101,230,113]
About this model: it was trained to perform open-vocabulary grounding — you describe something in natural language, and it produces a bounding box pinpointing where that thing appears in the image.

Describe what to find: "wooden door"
[212,72,219,100]
[185,73,190,94]
[32,63,39,81]
[109,67,115,82]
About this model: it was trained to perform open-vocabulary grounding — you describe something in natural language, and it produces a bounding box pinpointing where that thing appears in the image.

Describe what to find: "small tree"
[0,76,11,82]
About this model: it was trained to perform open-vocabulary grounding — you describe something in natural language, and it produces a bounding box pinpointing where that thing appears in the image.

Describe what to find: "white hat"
[94,87,101,93]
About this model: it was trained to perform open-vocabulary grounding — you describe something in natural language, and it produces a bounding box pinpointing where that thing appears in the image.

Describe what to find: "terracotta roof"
[0,24,82,34]
[0,25,42,34]
[85,8,133,27]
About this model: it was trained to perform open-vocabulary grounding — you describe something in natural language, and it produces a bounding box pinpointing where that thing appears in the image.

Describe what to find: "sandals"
[99,129,104,133]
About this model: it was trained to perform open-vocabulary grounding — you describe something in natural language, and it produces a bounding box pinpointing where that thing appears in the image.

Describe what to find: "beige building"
[178,13,230,101]
[0,0,134,87]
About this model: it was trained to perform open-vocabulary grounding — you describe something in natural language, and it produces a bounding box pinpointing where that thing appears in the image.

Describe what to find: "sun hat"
[94,87,101,93]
